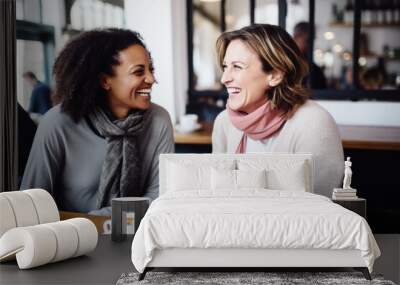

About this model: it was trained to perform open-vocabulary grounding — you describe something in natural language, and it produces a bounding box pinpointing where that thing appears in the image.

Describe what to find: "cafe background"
[2,0,400,282]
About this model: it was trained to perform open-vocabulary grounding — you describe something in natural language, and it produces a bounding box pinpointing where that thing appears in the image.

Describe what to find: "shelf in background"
[329,22,400,28]
[360,54,400,61]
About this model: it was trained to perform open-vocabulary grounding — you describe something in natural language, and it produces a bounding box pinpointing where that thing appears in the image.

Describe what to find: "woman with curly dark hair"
[21,29,174,215]
[212,24,344,197]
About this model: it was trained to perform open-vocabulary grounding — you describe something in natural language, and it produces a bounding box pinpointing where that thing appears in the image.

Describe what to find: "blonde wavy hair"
[216,24,310,113]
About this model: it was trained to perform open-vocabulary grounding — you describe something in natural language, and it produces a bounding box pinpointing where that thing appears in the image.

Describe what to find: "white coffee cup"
[180,114,198,131]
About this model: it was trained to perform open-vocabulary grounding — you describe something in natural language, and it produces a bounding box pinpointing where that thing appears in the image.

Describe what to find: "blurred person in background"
[361,67,385,90]
[293,22,327,89]
[22,71,52,115]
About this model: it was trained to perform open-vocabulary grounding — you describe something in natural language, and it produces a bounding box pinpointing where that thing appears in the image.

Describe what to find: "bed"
[131,153,380,280]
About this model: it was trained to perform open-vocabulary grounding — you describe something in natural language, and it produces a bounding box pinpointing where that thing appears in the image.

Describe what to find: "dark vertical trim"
[352,0,361,89]
[43,41,55,85]
[308,0,315,88]
[250,0,255,24]
[220,0,226,32]
[186,0,194,97]
[278,0,287,29]
[65,0,74,27]
[0,0,18,192]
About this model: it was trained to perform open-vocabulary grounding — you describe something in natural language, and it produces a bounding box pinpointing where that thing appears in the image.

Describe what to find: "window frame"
[16,20,55,85]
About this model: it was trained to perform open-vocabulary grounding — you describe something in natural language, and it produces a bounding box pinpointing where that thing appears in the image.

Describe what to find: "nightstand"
[332,198,366,219]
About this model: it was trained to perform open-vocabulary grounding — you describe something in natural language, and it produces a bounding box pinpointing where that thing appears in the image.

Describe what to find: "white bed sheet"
[131,190,380,273]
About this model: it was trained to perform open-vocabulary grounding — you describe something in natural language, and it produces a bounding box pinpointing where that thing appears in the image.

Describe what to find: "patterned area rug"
[117,271,396,285]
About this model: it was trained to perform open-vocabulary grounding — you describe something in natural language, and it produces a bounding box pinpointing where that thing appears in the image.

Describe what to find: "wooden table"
[60,211,110,235]
[174,124,400,151]
[174,123,213,145]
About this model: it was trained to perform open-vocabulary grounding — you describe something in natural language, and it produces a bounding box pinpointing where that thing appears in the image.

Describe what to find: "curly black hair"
[53,28,149,122]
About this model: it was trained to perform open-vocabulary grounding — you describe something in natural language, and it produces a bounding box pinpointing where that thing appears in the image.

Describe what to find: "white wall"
[124,0,188,124]
[22,0,41,23]
[316,100,400,127]
[41,0,65,53]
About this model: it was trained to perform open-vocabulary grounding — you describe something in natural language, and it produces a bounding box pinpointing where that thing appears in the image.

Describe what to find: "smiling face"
[102,44,155,119]
[221,39,270,113]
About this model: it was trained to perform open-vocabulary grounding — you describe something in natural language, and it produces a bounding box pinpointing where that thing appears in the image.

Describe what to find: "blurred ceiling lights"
[324,31,335,40]
[333,44,343,53]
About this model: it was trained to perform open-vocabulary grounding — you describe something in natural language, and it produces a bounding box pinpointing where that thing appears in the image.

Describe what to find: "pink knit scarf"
[226,100,287,153]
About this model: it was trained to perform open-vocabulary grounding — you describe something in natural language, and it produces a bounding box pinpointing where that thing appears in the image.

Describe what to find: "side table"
[112,197,150,241]
[332,198,366,219]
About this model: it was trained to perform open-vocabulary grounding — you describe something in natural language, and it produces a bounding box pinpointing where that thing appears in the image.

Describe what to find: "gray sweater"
[21,103,174,214]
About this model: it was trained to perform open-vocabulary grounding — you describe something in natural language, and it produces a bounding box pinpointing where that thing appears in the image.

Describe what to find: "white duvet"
[131,190,380,273]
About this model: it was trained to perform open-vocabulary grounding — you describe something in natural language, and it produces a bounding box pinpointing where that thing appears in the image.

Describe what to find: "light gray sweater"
[212,100,344,197]
[21,103,174,214]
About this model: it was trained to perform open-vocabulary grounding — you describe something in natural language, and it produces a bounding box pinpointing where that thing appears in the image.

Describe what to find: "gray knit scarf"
[89,107,147,208]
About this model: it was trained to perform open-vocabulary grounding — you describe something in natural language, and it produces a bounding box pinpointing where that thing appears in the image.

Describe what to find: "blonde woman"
[212,24,344,197]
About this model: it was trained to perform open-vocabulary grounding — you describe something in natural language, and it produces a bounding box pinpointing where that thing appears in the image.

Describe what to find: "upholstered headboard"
[159,153,314,195]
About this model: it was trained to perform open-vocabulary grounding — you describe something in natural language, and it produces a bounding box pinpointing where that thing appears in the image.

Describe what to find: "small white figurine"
[343,157,353,189]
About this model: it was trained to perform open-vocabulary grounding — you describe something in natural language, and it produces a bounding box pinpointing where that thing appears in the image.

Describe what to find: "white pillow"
[211,168,267,190]
[236,169,267,189]
[211,168,236,190]
[238,159,309,192]
[167,159,235,191]
[267,162,307,191]
[168,162,209,191]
